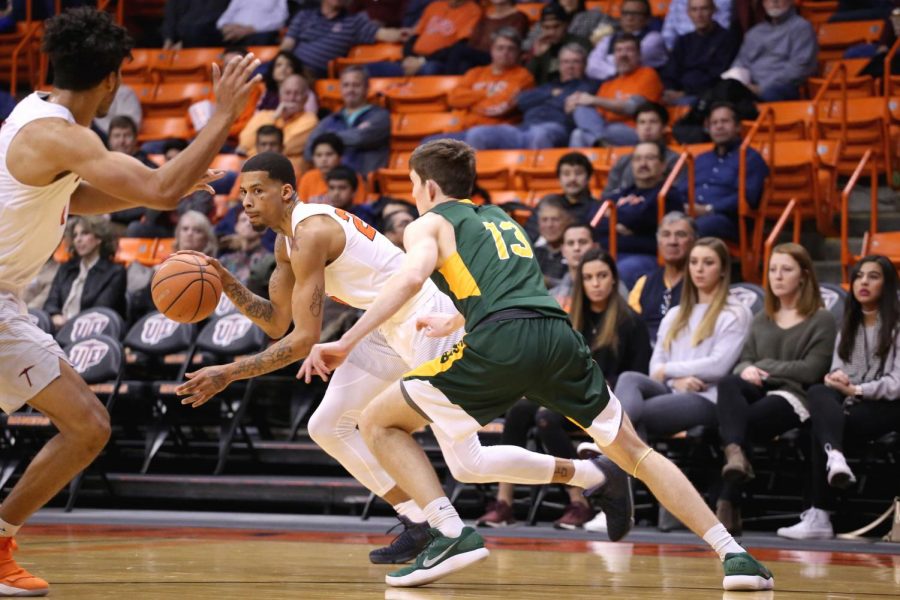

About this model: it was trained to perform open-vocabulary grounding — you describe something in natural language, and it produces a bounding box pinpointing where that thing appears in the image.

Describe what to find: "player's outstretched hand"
[415,313,460,338]
[173,250,229,281]
[185,169,225,196]
[175,365,231,408]
[212,52,263,121]
[297,340,352,383]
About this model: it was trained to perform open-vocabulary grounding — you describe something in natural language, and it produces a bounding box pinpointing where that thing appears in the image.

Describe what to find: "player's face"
[853,260,884,308]
[326,179,355,209]
[767,252,804,301]
[559,164,589,197]
[688,245,723,295]
[313,144,340,171]
[581,259,615,305]
[240,170,292,232]
[562,228,594,266]
[72,223,101,259]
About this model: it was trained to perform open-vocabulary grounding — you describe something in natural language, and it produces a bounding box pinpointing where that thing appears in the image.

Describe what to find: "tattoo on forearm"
[310,284,324,317]
[230,338,297,380]
[224,278,274,322]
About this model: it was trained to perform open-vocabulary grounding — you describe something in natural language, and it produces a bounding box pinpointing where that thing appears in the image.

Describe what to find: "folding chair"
[56,307,126,348]
[728,283,765,316]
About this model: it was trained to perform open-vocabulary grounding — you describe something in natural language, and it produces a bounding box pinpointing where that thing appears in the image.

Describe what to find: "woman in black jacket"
[44,216,126,329]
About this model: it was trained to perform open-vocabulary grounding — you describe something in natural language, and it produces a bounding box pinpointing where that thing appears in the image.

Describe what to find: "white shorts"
[346,290,463,380]
[0,292,68,414]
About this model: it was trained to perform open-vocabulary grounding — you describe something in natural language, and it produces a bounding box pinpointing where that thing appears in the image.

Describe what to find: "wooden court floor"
[12,524,900,599]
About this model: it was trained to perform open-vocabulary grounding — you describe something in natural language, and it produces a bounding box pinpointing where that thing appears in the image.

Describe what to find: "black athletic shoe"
[584,456,634,542]
[369,517,433,565]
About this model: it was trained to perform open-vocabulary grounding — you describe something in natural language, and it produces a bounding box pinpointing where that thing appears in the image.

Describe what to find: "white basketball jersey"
[0,93,80,297]
[285,203,436,324]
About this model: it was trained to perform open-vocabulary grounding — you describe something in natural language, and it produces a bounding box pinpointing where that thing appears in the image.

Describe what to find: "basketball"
[151,254,222,323]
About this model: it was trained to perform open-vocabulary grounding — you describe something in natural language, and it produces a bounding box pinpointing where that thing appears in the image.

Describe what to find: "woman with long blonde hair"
[715,243,836,535]
[613,237,751,443]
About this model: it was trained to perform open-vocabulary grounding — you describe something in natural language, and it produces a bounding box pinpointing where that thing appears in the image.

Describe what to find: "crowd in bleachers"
[4,0,900,535]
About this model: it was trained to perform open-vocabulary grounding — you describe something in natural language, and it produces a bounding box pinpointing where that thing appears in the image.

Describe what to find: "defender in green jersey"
[300,140,773,593]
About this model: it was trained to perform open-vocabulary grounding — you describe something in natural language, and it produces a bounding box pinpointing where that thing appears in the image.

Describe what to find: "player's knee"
[71,396,111,457]
[357,405,382,446]
[306,409,334,447]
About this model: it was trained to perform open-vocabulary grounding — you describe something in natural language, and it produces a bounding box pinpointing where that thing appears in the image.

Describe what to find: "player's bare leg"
[0,359,110,596]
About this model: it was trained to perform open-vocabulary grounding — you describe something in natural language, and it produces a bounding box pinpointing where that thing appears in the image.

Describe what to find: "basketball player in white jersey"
[0,8,261,595]
[175,152,612,564]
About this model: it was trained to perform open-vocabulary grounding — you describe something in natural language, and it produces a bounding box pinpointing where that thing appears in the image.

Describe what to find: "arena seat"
[246,45,280,63]
[816,20,884,63]
[476,150,533,190]
[138,116,193,142]
[517,147,604,191]
[515,2,544,22]
[154,238,176,263]
[209,154,243,173]
[807,75,877,100]
[142,82,211,119]
[115,238,158,267]
[327,42,403,78]
[390,111,464,152]
[155,47,222,83]
[742,101,813,141]
[121,48,167,84]
[374,152,414,195]
[383,76,463,113]
[488,190,538,207]
[799,0,837,30]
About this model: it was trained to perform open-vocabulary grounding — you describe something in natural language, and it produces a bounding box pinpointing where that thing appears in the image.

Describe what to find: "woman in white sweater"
[613,237,751,441]
[777,255,900,540]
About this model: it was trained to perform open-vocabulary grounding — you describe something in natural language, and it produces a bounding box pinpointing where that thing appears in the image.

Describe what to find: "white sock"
[0,517,21,538]
[703,523,745,561]
[568,459,606,491]
[393,500,427,524]
[423,497,464,538]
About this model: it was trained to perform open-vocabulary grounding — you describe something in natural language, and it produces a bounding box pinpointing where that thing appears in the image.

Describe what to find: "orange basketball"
[151,255,222,323]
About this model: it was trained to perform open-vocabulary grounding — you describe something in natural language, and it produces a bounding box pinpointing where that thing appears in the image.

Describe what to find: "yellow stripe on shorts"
[406,341,466,378]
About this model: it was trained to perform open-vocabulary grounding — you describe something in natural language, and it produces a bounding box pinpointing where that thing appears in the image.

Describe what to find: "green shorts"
[402,316,622,444]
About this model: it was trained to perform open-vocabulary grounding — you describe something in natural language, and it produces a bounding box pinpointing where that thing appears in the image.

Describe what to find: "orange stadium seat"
[121,48,167,84]
[142,82,212,119]
[816,20,884,63]
[742,101,813,141]
[517,147,604,191]
[0,22,41,90]
[488,190,538,207]
[115,238,158,266]
[475,150,533,190]
[516,3,544,22]
[154,238,176,262]
[328,43,403,78]
[210,154,244,172]
[382,76,462,113]
[807,75,877,99]
[247,46,280,63]
[816,97,890,177]
[130,81,158,106]
[155,47,222,82]
[390,111,464,151]
[314,77,404,112]
[373,152,413,195]
[799,0,838,30]
[138,117,193,142]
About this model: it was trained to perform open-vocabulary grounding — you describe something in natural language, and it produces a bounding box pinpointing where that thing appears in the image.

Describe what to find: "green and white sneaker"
[722,552,775,591]
[385,526,490,587]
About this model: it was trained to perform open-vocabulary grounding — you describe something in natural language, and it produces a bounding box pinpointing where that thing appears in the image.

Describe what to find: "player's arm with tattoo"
[176,220,329,407]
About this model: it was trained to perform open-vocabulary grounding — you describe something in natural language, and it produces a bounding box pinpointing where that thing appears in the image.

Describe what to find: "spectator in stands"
[678,102,769,241]
[280,0,407,79]
[444,0,530,74]
[303,66,391,176]
[463,44,598,150]
[569,34,664,147]
[550,223,595,309]
[218,207,273,284]
[298,133,367,204]
[660,0,740,106]
[107,115,155,168]
[616,237,750,442]
[162,0,229,49]
[162,138,189,161]
[594,141,684,289]
[255,125,285,155]
[446,28,535,128]
[23,258,61,311]
[237,74,318,165]
[44,216,126,328]
[715,243,836,536]
[525,152,596,242]
[661,0,732,50]
[350,0,408,27]
[258,51,319,114]
[93,85,142,137]
[216,0,288,46]
[586,0,667,81]
[572,248,650,383]
[526,3,592,86]
[533,197,573,289]
[728,0,817,101]
[629,212,695,344]
[364,0,483,77]
[382,208,415,249]
[324,165,378,224]
[524,0,615,54]
[603,102,679,198]
[777,255,900,540]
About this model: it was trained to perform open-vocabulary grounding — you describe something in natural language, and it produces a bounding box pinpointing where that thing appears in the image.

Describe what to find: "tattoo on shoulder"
[224,279,274,321]
[310,284,324,317]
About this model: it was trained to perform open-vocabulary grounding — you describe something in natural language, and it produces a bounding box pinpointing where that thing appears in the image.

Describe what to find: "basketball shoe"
[722,552,775,591]
[0,538,48,597]
[584,456,634,542]
[385,527,489,587]
[370,517,432,564]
